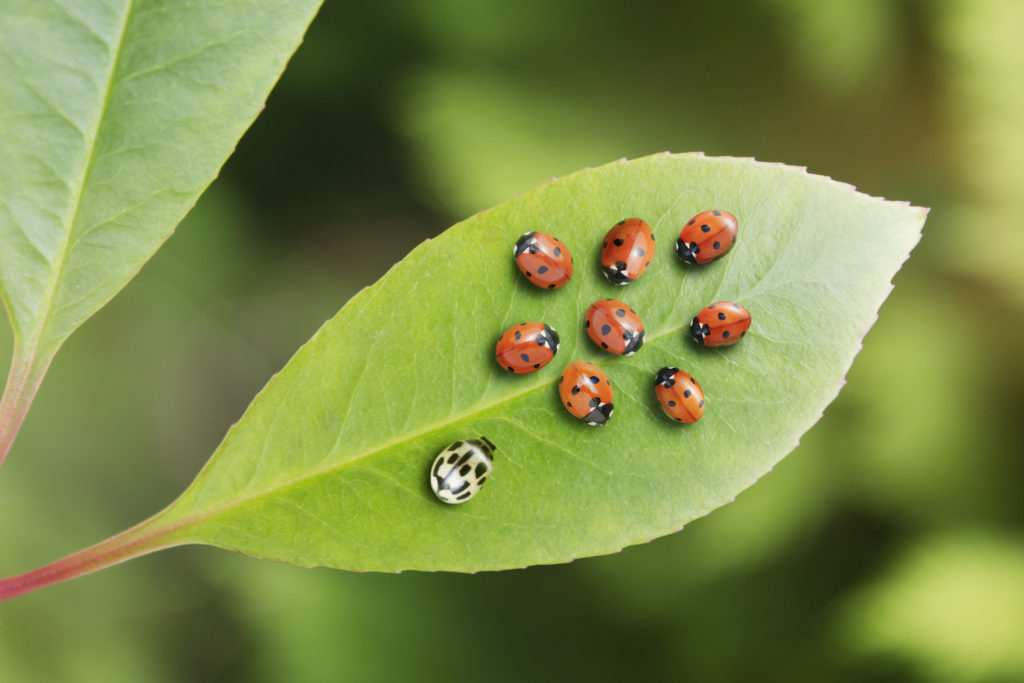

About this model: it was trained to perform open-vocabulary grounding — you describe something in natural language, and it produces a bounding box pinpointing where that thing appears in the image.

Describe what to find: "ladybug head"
[541,324,561,353]
[689,317,709,343]
[601,263,633,285]
[654,366,678,387]
[675,238,699,264]
[623,328,645,355]
[584,402,614,426]
[513,232,539,257]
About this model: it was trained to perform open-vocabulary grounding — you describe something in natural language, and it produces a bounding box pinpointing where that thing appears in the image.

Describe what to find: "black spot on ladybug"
[590,376,600,384]
[448,454,459,464]
[676,417,682,422]
[650,233,655,240]
[601,342,608,349]
[603,241,607,248]
[644,261,650,267]
[718,312,727,320]
[459,464,472,477]
[548,284,555,289]
[514,331,521,340]
[688,219,695,225]
[617,220,625,225]
[709,304,716,309]
[475,462,487,478]
[741,331,746,336]
[701,224,711,232]
[538,265,549,274]
[526,272,532,277]
[519,353,529,362]
[668,400,676,407]
[713,210,721,216]
[571,386,580,395]
[713,241,720,250]
[722,331,730,338]
[553,247,561,257]
[684,390,692,398]
[520,322,526,326]
[614,238,624,247]
[566,401,571,406]
[601,324,611,335]
[533,363,540,369]
[699,399,705,407]
[506,366,514,373]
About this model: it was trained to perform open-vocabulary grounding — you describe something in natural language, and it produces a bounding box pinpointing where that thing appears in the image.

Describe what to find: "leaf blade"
[0,0,322,383]
[142,153,926,572]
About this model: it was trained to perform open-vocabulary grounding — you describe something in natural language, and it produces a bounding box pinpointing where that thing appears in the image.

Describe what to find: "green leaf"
[0,153,928,594]
[145,153,924,571]
[0,0,323,460]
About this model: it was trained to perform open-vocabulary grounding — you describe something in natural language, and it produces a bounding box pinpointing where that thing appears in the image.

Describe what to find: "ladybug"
[690,301,751,347]
[654,367,705,423]
[584,299,645,355]
[429,438,495,504]
[676,209,738,265]
[514,232,574,289]
[558,361,614,426]
[495,322,560,374]
[600,218,656,285]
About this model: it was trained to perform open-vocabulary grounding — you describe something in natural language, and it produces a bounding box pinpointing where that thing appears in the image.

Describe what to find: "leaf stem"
[0,345,53,467]
[0,513,182,602]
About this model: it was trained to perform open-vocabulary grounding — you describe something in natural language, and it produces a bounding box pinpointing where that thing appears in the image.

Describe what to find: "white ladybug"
[429,438,495,504]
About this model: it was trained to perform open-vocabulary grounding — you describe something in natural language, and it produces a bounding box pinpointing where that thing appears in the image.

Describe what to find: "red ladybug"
[514,232,574,289]
[676,210,738,265]
[654,367,705,423]
[495,322,560,374]
[690,302,751,347]
[584,299,645,355]
[558,361,614,426]
[600,218,656,285]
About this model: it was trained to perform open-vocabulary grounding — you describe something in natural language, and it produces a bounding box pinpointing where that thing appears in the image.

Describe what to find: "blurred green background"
[2,0,1023,680]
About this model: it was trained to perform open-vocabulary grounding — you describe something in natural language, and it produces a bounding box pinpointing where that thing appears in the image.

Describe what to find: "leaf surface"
[131,153,925,572]
[0,0,322,454]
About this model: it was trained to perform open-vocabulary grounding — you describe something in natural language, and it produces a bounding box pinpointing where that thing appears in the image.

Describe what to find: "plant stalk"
[0,345,52,467]
[0,515,182,602]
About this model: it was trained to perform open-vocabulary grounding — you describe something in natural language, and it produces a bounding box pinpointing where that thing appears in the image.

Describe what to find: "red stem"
[0,514,183,601]
[0,345,52,467]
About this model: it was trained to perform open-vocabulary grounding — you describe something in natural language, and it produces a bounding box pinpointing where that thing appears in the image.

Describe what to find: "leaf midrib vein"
[22,0,136,361]
[168,315,703,537]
